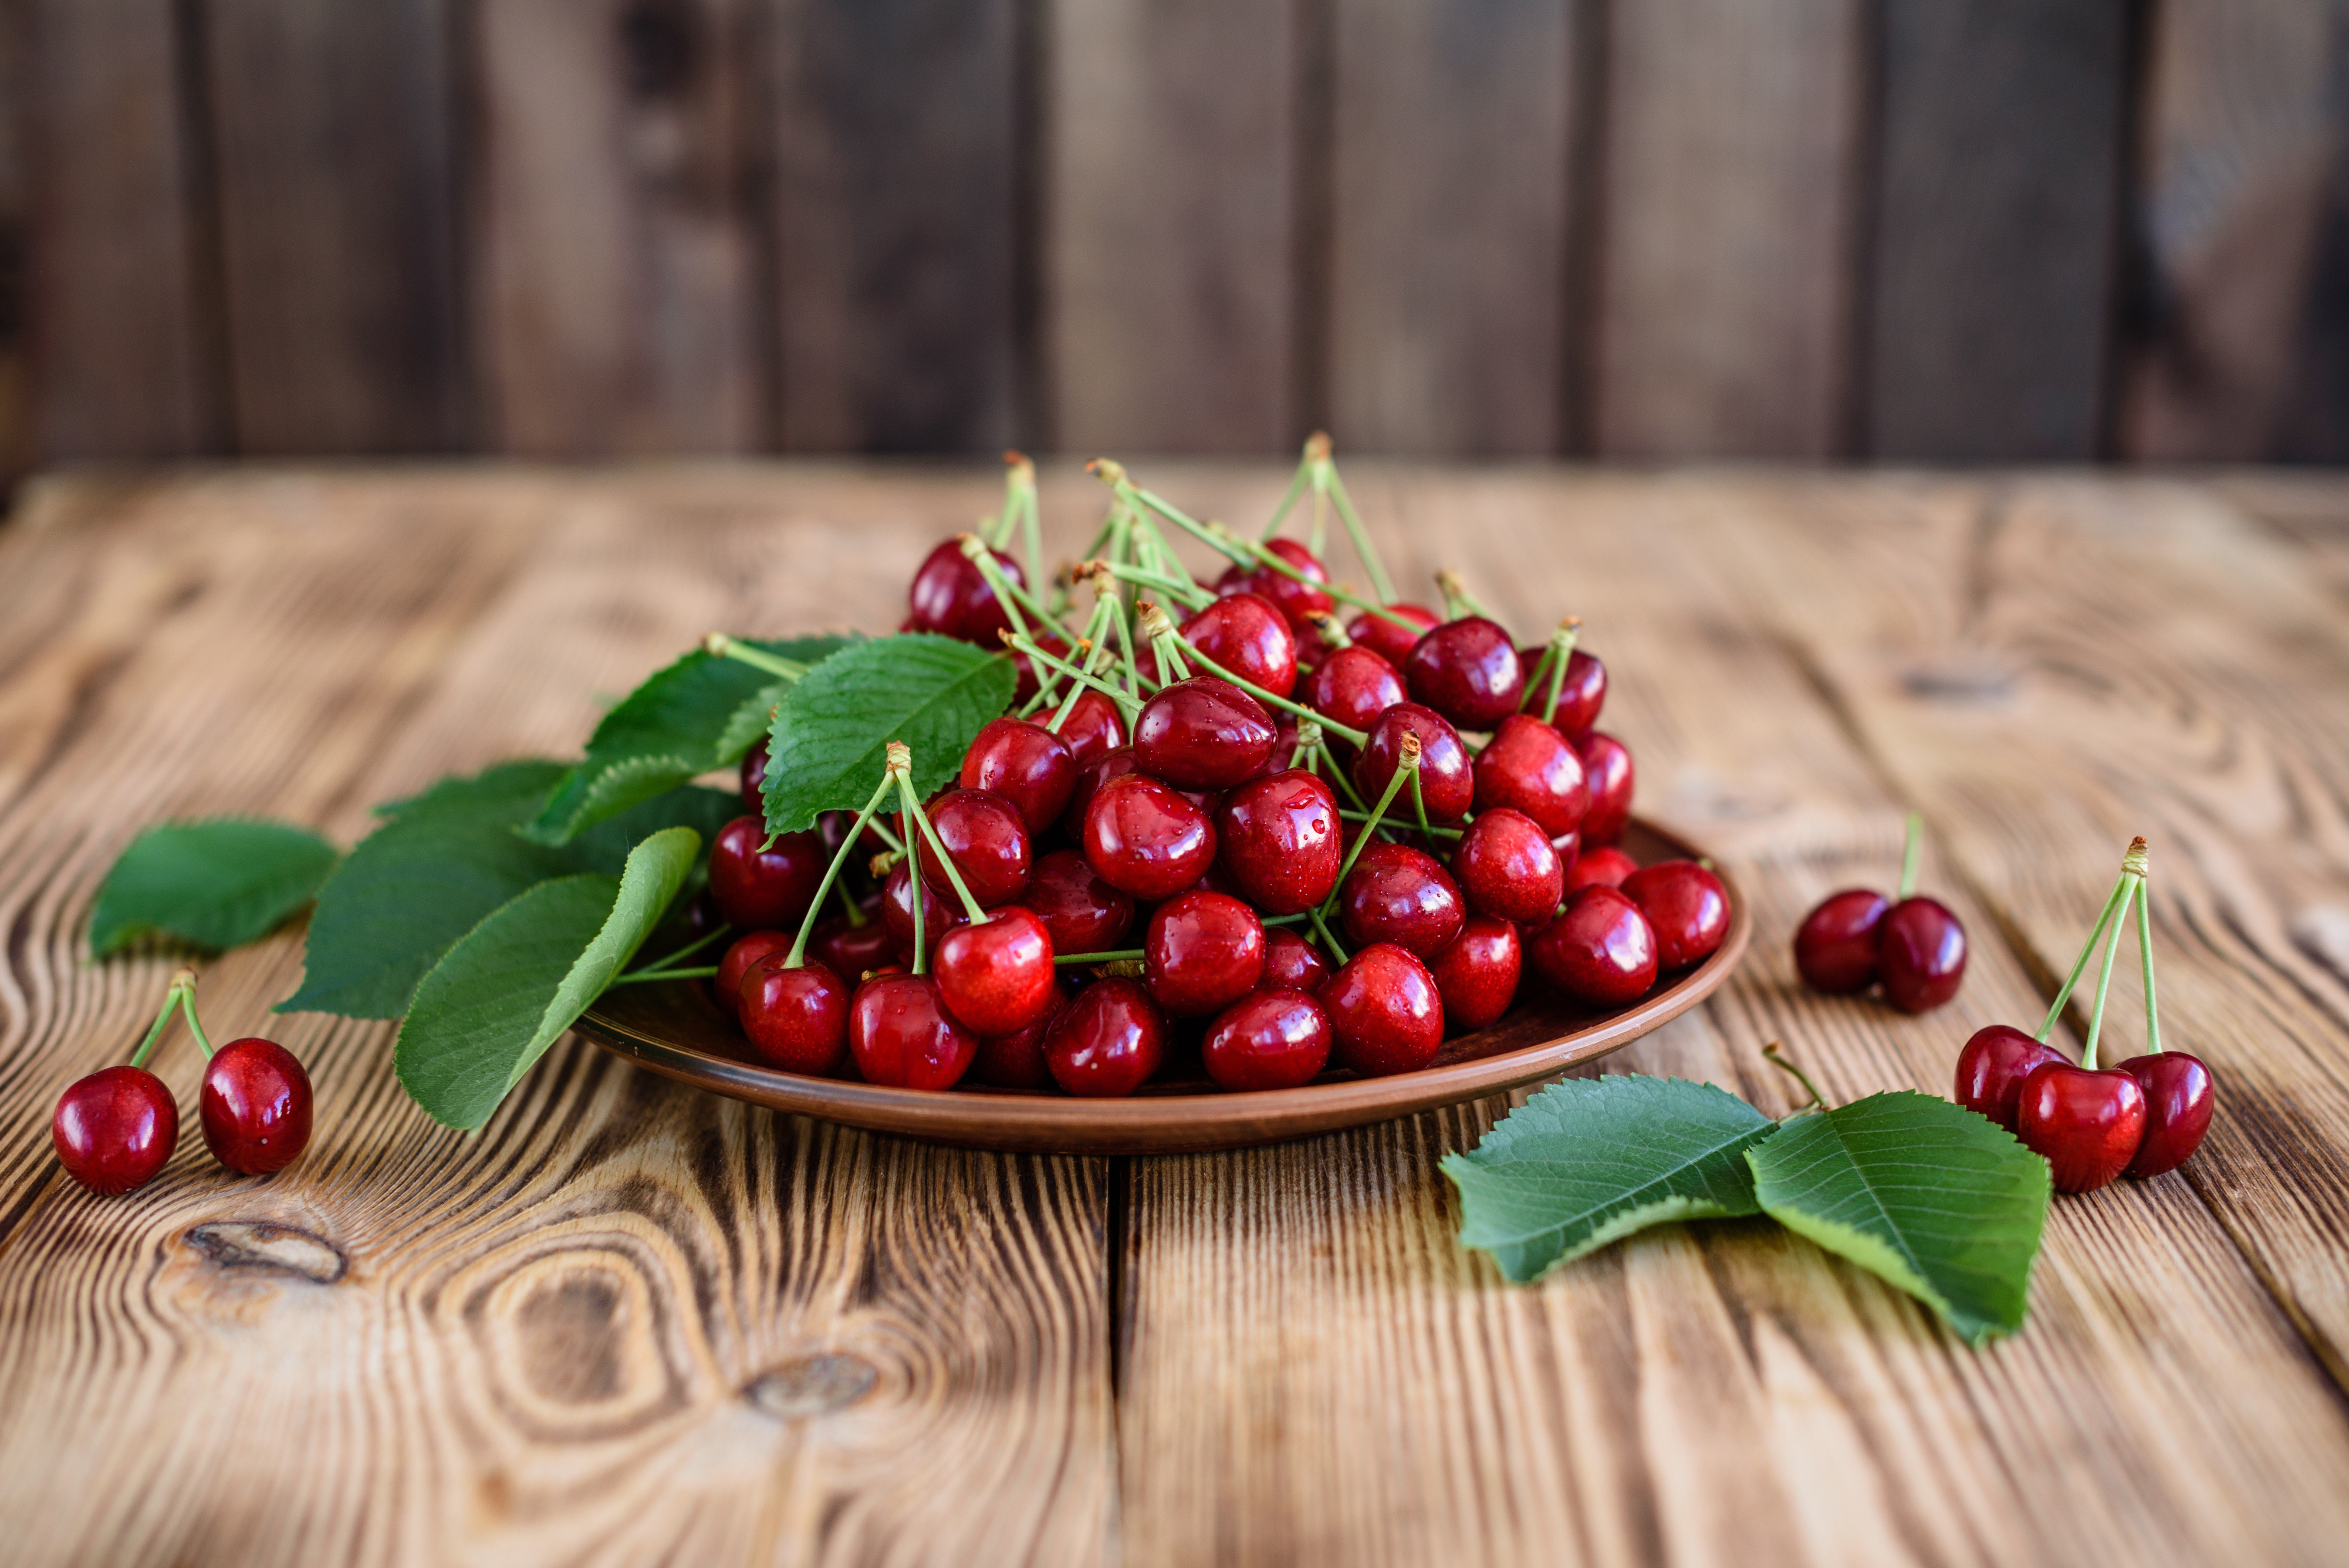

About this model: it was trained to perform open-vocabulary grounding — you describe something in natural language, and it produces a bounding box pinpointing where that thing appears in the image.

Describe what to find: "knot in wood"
[184,1221,348,1284]
[744,1353,877,1419]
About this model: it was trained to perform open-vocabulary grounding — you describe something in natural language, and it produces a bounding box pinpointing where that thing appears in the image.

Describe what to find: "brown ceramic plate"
[575,818,1749,1155]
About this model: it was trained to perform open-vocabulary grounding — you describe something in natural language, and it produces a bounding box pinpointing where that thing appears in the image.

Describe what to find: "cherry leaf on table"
[761,633,1018,835]
[89,819,341,956]
[394,825,702,1129]
[1443,1075,1777,1282]
[1746,1091,2050,1346]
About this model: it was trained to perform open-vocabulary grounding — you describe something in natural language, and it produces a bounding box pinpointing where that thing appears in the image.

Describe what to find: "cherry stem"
[1099,558,1213,610]
[1002,632,1143,725]
[1055,949,1146,965]
[127,969,198,1069]
[1141,608,1370,746]
[2082,873,2139,1071]
[701,634,810,682]
[1322,457,1397,606]
[1323,738,1420,913]
[835,875,867,926]
[1409,770,1436,843]
[2034,848,2140,1044]
[1138,603,1195,682]
[609,966,720,986]
[1436,570,1484,622]
[960,536,1061,705]
[1520,619,1581,715]
[1047,598,1122,733]
[1339,808,1461,841]
[1007,451,1044,588]
[177,981,214,1059]
[786,772,900,969]
[1897,813,1923,901]
[1261,442,1317,541]
[896,770,992,927]
[1309,907,1351,966]
[2138,867,2163,1056]
[1762,1041,1827,1118]
[625,920,735,978]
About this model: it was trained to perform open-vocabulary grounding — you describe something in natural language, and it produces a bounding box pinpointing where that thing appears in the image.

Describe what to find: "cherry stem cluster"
[128,967,211,1068]
[893,750,995,949]
[784,767,903,970]
[1260,433,1397,604]
[2035,836,2160,1069]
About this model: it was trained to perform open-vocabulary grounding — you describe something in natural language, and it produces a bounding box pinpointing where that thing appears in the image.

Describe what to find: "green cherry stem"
[1260,442,1316,541]
[700,634,810,681]
[1055,948,1146,965]
[625,920,737,979]
[1046,596,1122,731]
[1002,631,1144,725]
[1762,1041,1828,1119]
[1339,808,1462,841]
[1897,813,1923,901]
[1007,452,1044,588]
[2082,868,2140,1071]
[1321,733,1420,918]
[1436,570,1485,621]
[1097,558,1214,609]
[896,766,993,927]
[2137,856,2162,1056]
[1520,619,1581,716]
[1322,455,1397,606]
[609,965,720,986]
[1136,604,1370,747]
[127,969,198,1069]
[2033,845,2138,1044]
[1309,906,1351,966]
[785,770,901,969]
[1137,602,1194,682]
[176,975,215,1058]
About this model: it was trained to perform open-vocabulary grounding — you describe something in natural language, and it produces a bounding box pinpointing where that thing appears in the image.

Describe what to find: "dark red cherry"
[1878,896,1967,1013]
[719,930,794,1015]
[882,858,967,963]
[198,1038,312,1176]
[1214,769,1342,914]
[1133,676,1277,790]
[1019,848,1135,955]
[1471,714,1589,837]
[740,956,852,1074]
[1353,703,1474,821]
[1064,745,1145,834]
[1319,943,1445,1077]
[1450,808,1564,925]
[1044,977,1167,1096]
[1954,1024,2068,1132]
[1405,617,1524,730]
[914,788,1033,909]
[2119,1053,2215,1178]
[1303,645,1406,745]
[960,718,1076,837]
[1202,988,1331,1091]
[1347,602,1441,668]
[810,906,896,987]
[969,980,1069,1089]
[934,907,1057,1036]
[906,538,1025,644]
[1575,732,1634,846]
[1427,916,1522,1033]
[1563,845,1637,892]
[1182,592,1299,699]
[1218,539,1335,626]
[1261,927,1332,993]
[708,816,825,929]
[1082,772,1217,901]
[1794,889,1890,994]
[848,973,978,1089]
[2015,1062,2146,1193]
[1522,647,1607,738]
[53,1065,179,1196]
[1529,886,1658,1007]
[1145,891,1267,1018]
[1051,689,1128,766]
[1619,860,1729,971]
[740,740,770,811]
[1339,841,1467,958]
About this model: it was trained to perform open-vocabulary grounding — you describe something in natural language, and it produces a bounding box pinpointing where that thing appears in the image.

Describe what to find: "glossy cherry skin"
[1044,977,1167,1097]
[1427,916,1522,1033]
[1347,603,1441,668]
[1217,539,1335,627]
[934,907,1057,1036]
[2016,1062,2147,1192]
[1182,592,1299,699]
[1064,745,1146,835]
[1082,772,1217,901]
[719,930,794,1015]
[1529,886,1659,1008]
[914,788,1033,909]
[1878,896,1967,1013]
[1471,714,1589,837]
[1213,769,1342,914]
[1145,891,1268,1017]
[1450,808,1563,925]
[882,858,967,963]
[849,973,978,1089]
[1953,1024,2068,1132]
[1338,841,1467,958]
[1261,927,1332,993]
[2119,1053,2215,1178]
[968,980,1069,1089]
[740,740,770,811]
[1202,989,1332,1091]
[740,957,852,1074]
[906,537,1025,643]
[1019,848,1135,955]
[960,718,1077,837]
[1052,689,1128,766]
[1522,647,1607,738]
[1793,889,1890,995]
[1405,617,1524,730]
[196,1038,311,1176]
[54,1066,179,1196]
[1303,646,1406,747]
[1564,845,1637,892]
[810,907,897,987]
[1133,676,1278,789]
[1619,860,1729,971]
[1353,703,1475,821]
[1575,732,1635,846]
[708,816,825,929]
[1319,943,1446,1077]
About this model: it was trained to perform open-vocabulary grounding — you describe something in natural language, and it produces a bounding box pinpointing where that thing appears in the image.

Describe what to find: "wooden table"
[2,465,2347,1567]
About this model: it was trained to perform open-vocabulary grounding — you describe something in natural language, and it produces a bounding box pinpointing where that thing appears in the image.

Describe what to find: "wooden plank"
[1591,0,1864,459]
[1326,0,1579,456]
[200,0,467,454]
[769,0,1021,453]
[1115,467,2349,1566]
[471,0,764,456]
[1047,0,1298,454]
[1865,0,2132,459]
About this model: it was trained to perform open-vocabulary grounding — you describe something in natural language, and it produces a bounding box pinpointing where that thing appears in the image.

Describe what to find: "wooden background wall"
[3,0,2346,479]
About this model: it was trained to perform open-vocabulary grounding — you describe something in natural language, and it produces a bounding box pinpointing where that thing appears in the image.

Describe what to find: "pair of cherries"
[1793,814,1968,1011]
[52,969,314,1196]
[1954,838,2214,1191]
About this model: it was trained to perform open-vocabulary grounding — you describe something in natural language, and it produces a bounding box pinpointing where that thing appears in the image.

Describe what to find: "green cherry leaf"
[1442,1075,1777,1283]
[90,819,341,957]
[1747,1091,2051,1346]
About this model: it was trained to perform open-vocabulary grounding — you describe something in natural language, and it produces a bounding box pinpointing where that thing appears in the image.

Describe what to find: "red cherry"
[1522,647,1607,738]
[1450,808,1564,925]
[1404,617,1524,730]
[717,930,794,1015]
[1051,689,1128,766]
[197,1038,312,1176]
[914,788,1033,909]
[960,718,1076,837]
[906,538,1025,643]
[1619,860,1729,971]
[1044,977,1167,1096]
[1213,769,1342,914]
[882,858,967,963]
[1019,848,1136,955]
[1575,732,1634,845]
[934,907,1057,1036]
[1878,896,1967,1013]
[810,906,896,987]
[1426,916,1522,1033]
[1181,593,1299,699]
[2015,1062,2147,1192]
[1132,676,1277,790]
[1064,745,1145,834]
[1319,943,1445,1077]
[52,1065,179,1195]
[1563,845,1637,892]
[848,973,978,1089]
[708,816,825,929]
[969,980,1070,1089]
[740,956,852,1074]
[1082,772,1217,901]
[1338,841,1467,958]
[1353,703,1475,821]
[1471,714,1589,837]
[1794,889,1890,994]
[1261,927,1333,993]
[740,740,770,811]
[1303,645,1406,745]
[1953,1024,2068,1132]
[1202,988,1332,1090]
[1144,890,1268,1017]
[1346,602,1441,667]
[1217,540,1335,626]
[1529,886,1658,1007]
[2118,1053,2215,1178]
